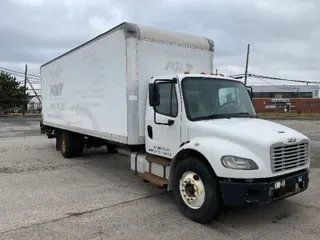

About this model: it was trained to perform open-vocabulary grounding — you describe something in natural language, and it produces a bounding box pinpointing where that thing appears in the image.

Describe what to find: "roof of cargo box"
[41,22,214,68]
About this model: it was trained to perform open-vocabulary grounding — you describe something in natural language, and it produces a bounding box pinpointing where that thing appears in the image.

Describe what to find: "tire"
[55,131,61,151]
[60,131,84,158]
[72,133,84,157]
[172,156,223,223]
[60,131,74,158]
[106,143,118,153]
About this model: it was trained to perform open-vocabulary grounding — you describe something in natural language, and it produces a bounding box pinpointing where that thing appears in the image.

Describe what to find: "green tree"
[0,71,28,111]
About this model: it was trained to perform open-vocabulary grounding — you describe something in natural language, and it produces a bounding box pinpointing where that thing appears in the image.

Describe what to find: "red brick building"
[253,98,320,113]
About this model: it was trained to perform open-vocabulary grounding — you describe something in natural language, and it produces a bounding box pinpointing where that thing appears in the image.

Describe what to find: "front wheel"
[172,156,223,223]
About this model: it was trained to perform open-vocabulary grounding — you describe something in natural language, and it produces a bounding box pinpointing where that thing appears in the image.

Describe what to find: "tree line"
[0,71,29,111]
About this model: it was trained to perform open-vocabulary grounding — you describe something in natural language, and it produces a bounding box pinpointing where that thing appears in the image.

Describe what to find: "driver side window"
[155,82,178,117]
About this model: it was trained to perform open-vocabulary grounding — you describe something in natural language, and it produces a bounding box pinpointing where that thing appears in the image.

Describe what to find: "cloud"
[0,0,319,85]
[9,0,43,7]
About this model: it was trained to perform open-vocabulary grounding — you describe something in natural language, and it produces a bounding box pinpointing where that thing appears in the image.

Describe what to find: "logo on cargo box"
[50,83,64,97]
[164,61,193,73]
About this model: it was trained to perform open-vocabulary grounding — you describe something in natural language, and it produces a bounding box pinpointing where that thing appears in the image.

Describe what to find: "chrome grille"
[271,141,309,173]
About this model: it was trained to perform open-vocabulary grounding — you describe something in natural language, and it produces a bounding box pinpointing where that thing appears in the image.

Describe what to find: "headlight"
[221,156,259,170]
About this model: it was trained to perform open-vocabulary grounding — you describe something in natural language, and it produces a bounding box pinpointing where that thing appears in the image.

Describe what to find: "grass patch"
[258,112,320,120]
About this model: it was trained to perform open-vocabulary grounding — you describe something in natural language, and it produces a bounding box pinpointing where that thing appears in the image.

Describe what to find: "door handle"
[168,119,175,126]
[147,125,153,139]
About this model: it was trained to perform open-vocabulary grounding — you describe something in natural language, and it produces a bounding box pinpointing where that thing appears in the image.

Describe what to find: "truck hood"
[188,117,308,148]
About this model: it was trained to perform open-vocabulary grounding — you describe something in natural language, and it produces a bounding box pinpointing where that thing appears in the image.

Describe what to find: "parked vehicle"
[40,22,310,222]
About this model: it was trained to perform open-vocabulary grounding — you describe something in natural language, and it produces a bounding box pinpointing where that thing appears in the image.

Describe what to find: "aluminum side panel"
[41,29,128,143]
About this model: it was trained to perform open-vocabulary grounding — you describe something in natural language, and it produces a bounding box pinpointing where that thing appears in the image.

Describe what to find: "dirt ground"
[0,117,319,240]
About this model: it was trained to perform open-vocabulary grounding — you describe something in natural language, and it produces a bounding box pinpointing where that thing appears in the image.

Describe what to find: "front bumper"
[219,169,309,206]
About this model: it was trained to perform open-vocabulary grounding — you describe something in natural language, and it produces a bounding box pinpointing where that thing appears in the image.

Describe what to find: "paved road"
[0,118,319,240]
[0,116,40,138]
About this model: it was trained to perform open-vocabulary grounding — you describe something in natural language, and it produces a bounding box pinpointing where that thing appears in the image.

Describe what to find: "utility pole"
[25,77,41,105]
[244,44,250,86]
[23,64,27,114]
[216,69,218,75]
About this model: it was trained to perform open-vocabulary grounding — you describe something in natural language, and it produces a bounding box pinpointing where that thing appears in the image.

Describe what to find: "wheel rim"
[61,135,66,153]
[179,171,205,209]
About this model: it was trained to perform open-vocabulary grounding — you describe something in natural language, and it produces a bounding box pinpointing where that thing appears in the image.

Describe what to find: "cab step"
[146,155,171,166]
[138,172,168,187]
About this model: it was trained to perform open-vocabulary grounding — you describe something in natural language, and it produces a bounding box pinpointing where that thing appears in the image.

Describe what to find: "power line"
[255,78,301,91]
[0,68,41,99]
[0,70,40,83]
[0,66,41,80]
[232,73,320,84]
[0,66,40,78]
[2,72,41,82]
[251,66,320,71]
[16,79,40,84]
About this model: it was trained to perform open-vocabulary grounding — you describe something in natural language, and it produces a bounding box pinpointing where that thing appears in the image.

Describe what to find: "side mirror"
[246,86,253,100]
[149,83,160,107]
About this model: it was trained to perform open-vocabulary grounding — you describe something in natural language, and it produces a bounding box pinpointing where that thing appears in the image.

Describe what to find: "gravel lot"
[0,117,319,240]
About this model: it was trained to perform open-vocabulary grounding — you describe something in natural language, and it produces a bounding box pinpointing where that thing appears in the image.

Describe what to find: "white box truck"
[40,22,310,222]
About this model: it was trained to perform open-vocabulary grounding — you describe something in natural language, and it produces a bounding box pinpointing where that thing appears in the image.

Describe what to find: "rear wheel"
[55,131,61,151]
[60,131,84,158]
[72,134,84,157]
[172,156,223,223]
[60,131,72,158]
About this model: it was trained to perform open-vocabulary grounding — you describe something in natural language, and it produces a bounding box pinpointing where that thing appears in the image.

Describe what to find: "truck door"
[145,79,181,159]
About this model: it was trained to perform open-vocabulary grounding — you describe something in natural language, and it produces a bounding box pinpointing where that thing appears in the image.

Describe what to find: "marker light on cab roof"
[184,71,189,74]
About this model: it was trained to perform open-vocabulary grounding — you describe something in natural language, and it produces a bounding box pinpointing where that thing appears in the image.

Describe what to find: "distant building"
[250,84,319,98]
[27,96,41,112]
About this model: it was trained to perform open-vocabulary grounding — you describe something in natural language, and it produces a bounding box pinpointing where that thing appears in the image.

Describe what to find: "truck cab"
[143,72,310,222]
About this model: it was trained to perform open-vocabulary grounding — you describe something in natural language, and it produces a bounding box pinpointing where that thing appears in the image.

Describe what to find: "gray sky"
[0,0,319,85]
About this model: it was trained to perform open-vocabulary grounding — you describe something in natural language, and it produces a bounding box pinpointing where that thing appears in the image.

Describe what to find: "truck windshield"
[181,77,256,121]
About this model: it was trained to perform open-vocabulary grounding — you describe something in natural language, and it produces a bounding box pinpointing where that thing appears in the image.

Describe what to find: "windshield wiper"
[193,114,231,121]
[194,112,258,121]
[225,112,258,118]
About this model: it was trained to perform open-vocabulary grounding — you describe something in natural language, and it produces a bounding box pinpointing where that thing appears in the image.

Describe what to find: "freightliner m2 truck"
[40,22,310,222]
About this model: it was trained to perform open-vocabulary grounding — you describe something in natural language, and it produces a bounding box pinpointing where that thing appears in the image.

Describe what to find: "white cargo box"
[41,22,214,145]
